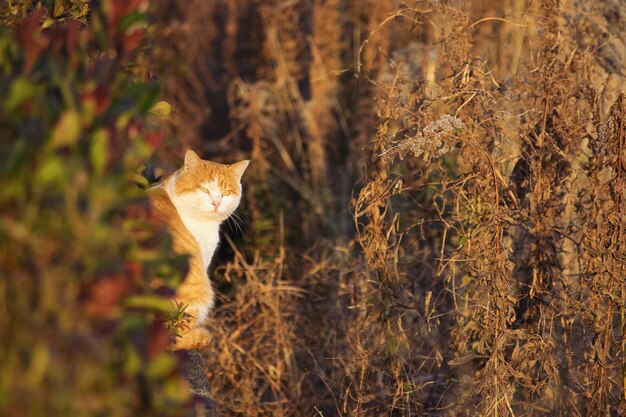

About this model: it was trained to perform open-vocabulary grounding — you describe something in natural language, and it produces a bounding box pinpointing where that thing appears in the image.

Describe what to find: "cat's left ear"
[229,160,250,181]
[183,149,202,171]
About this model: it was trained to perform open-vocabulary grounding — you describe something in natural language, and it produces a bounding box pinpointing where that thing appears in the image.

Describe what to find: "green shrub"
[0,2,189,416]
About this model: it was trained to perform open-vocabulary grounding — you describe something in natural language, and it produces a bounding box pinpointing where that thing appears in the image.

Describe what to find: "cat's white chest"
[179,216,220,270]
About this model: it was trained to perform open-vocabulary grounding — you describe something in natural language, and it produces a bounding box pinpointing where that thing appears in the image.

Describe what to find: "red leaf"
[96,85,112,114]
[107,0,149,31]
[146,131,165,149]
[127,118,143,140]
[16,10,49,73]
[83,274,132,318]
[125,198,152,220]
[121,28,145,55]
[47,21,81,69]
[125,260,143,284]
[148,319,172,359]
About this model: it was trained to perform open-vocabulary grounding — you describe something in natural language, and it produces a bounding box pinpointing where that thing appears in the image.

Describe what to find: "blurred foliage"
[0,1,191,416]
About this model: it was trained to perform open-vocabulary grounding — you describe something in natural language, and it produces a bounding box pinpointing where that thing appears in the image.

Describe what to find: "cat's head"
[173,150,249,221]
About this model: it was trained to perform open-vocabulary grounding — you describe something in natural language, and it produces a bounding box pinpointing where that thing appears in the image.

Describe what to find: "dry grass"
[152,0,626,415]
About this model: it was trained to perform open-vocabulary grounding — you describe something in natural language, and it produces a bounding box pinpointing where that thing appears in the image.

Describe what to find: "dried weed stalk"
[582,93,626,416]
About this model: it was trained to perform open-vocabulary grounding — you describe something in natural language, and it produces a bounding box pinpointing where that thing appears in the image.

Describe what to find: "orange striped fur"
[149,150,249,350]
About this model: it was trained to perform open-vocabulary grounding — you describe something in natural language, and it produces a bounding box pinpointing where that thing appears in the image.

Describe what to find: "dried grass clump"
[203,240,303,416]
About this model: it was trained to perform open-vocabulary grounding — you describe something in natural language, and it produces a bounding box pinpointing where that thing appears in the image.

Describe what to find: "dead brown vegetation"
[152,0,626,415]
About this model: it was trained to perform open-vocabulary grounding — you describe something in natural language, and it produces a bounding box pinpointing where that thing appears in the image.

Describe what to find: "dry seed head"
[381,114,466,163]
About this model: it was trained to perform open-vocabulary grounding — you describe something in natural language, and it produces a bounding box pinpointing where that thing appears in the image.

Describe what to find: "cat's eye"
[199,186,209,194]
[222,191,231,196]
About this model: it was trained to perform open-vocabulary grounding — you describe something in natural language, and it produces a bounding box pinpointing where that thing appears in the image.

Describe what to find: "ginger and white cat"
[149,150,249,350]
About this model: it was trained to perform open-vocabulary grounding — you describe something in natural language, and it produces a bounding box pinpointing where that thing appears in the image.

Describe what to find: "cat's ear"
[229,160,250,180]
[183,150,202,171]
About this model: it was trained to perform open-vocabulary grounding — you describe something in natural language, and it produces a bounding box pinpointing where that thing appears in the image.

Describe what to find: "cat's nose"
[211,195,222,209]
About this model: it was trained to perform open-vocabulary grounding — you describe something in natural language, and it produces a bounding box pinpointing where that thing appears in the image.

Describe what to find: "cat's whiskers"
[231,209,244,224]
[227,209,245,237]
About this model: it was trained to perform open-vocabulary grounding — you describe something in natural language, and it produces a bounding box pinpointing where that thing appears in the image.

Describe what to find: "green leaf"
[119,12,148,33]
[123,343,142,376]
[127,83,160,113]
[26,344,50,386]
[42,18,56,29]
[134,172,149,189]
[3,138,28,174]
[164,378,191,403]
[50,110,81,148]
[35,156,66,186]
[4,77,40,112]
[149,101,171,117]
[53,0,65,18]
[146,354,175,379]
[90,129,108,177]
[126,295,173,313]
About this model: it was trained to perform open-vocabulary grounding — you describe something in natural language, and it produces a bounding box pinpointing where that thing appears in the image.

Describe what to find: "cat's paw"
[172,328,211,351]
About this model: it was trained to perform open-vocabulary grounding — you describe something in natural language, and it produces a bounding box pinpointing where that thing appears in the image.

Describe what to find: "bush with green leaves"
[0,2,189,416]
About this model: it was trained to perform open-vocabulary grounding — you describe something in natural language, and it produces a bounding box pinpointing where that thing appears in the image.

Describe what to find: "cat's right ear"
[229,160,250,181]
[183,150,202,172]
